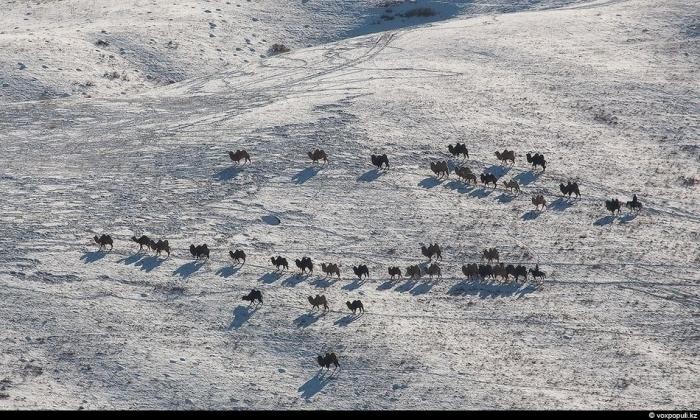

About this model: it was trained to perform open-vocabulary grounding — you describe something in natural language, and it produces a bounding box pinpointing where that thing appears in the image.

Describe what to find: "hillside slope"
[0,0,698,410]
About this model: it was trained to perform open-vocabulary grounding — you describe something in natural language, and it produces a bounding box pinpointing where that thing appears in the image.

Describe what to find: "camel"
[387,266,403,280]
[421,243,442,261]
[308,149,328,164]
[321,263,341,278]
[626,194,642,212]
[242,289,263,305]
[430,161,449,179]
[495,149,515,165]
[480,173,498,189]
[346,300,364,314]
[229,249,246,264]
[529,265,546,282]
[153,239,170,256]
[478,264,493,279]
[455,166,477,184]
[532,194,547,210]
[295,257,313,274]
[131,235,152,252]
[481,248,499,263]
[189,244,210,260]
[405,265,422,279]
[94,234,113,251]
[270,256,289,271]
[461,263,479,280]
[503,179,520,193]
[317,352,339,370]
[526,153,546,171]
[560,181,581,198]
[426,263,441,279]
[228,149,251,164]
[507,264,528,282]
[371,154,390,170]
[605,198,622,215]
[308,294,329,311]
[447,143,469,159]
[352,264,369,280]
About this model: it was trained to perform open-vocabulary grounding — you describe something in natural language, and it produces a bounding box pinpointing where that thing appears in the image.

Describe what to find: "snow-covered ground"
[1,0,698,410]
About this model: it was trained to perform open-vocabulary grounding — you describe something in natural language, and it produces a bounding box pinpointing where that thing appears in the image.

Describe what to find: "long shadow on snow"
[484,164,510,178]
[377,279,400,291]
[298,370,335,401]
[521,210,541,221]
[334,313,363,327]
[216,265,241,278]
[258,272,283,284]
[81,251,107,263]
[135,256,164,272]
[173,261,205,278]
[311,277,338,289]
[228,305,260,330]
[281,274,307,287]
[357,169,384,182]
[469,187,493,199]
[448,280,537,299]
[444,180,474,194]
[409,281,434,295]
[342,279,365,291]
[292,167,321,184]
[513,170,542,186]
[619,213,638,223]
[213,166,242,182]
[594,215,615,226]
[418,177,442,189]
[550,197,574,212]
[496,193,515,204]
[294,312,325,328]
[117,253,145,266]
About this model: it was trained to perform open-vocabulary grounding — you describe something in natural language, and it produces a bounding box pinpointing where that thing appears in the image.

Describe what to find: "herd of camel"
[91,235,547,286]
[91,141,645,371]
[228,143,643,215]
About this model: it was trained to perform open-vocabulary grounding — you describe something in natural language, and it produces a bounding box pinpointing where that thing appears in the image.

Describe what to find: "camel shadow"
[117,252,144,266]
[594,215,615,226]
[173,261,205,278]
[342,279,365,291]
[521,210,541,221]
[485,165,510,178]
[258,272,282,284]
[513,170,541,186]
[550,197,574,212]
[334,313,362,327]
[447,280,537,299]
[395,279,419,293]
[470,188,492,198]
[216,265,241,278]
[357,169,384,182]
[418,177,442,189]
[135,256,164,272]
[377,280,399,291]
[281,274,306,287]
[311,277,338,288]
[444,180,474,194]
[409,281,434,295]
[298,371,333,401]
[292,166,320,184]
[213,166,242,182]
[496,193,515,203]
[619,213,638,223]
[81,251,106,263]
[294,312,324,328]
[227,305,259,330]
